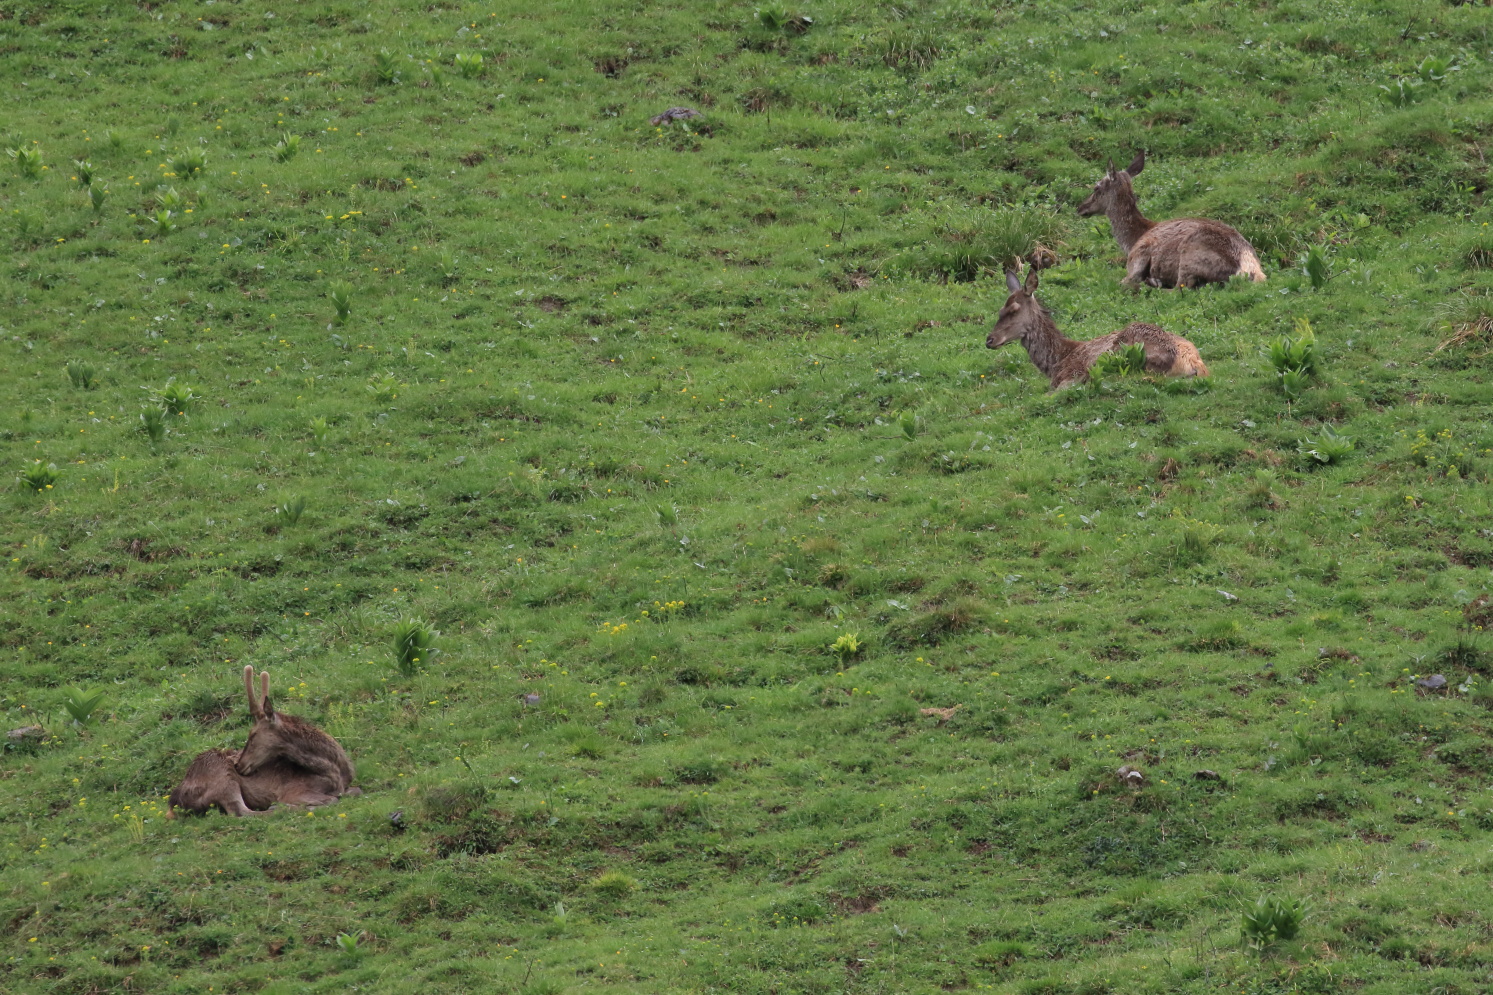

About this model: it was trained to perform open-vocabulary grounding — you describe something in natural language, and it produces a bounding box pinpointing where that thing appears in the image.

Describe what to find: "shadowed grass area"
[3,1,1493,993]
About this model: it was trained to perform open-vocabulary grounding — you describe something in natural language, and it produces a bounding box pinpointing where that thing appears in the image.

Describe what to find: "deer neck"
[1105,192,1154,254]
[1020,307,1076,380]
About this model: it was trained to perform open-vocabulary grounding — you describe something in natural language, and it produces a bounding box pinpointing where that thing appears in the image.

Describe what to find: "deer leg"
[277,785,341,808]
[1121,254,1151,287]
[216,786,261,818]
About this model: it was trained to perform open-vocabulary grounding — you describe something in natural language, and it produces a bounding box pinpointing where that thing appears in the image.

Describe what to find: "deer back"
[1055,323,1209,389]
[1132,219,1258,287]
[237,757,344,810]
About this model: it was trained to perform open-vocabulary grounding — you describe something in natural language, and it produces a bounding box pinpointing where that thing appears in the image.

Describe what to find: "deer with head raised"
[987,268,1209,390]
[1078,151,1266,288]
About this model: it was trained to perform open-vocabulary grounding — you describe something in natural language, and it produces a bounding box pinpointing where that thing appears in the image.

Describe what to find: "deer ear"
[1106,157,1116,177]
[1126,150,1145,176]
[1005,270,1022,294]
[1024,268,1040,295]
[244,665,261,719]
[260,672,275,718]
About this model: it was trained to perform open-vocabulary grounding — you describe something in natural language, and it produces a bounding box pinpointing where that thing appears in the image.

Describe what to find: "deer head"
[987,268,1042,349]
[237,665,282,775]
[1076,151,1145,217]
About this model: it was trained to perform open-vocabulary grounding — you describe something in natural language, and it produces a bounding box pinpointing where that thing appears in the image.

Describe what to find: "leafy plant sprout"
[335,932,361,958]
[900,411,919,440]
[1089,342,1148,384]
[276,496,308,525]
[1378,77,1422,107]
[310,416,330,446]
[172,146,207,177]
[18,462,59,493]
[1242,895,1307,950]
[72,159,94,187]
[437,250,460,285]
[1303,243,1329,289]
[374,48,401,85]
[63,687,106,727]
[329,280,354,324]
[1278,367,1311,401]
[156,186,184,211]
[103,128,124,151]
[88,185,109,212]
[7,145,42,178]
[1267,318,1321,377]
[65,360,98,390]
[273,132,301,162]
[392,619,439,676]
[157,382,198,416]
[1298,425,1355,466]
[151,209,178,236]
[1267,317,1321,400]
[139,407,167,444]
[453,52,484,78]
[830,632,863,664]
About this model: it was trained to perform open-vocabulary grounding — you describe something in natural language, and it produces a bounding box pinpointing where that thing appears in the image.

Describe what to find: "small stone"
[1117,765,1145,786]
[919,705,961,722]
[1415,674,1448,691]
[649,107,702,126]
[523,693,541,706]
[1193,769,1222,781]
[389,810,405,831]
[7,725,44,741]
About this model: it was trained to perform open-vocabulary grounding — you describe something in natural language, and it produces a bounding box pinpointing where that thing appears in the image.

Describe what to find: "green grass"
[3,1,1493,993]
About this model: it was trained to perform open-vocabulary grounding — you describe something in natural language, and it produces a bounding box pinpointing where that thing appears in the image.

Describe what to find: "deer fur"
[167,668,360,818]
[1077,151,1266,288]
[237,666,358,798]
[166,748,346,818]
[987,269,1209,390]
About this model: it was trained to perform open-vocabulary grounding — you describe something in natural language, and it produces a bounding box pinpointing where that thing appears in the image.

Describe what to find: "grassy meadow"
[5,0,1493,991]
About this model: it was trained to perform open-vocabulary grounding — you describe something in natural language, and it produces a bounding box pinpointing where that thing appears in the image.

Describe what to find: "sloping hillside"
[3,1,1493,992]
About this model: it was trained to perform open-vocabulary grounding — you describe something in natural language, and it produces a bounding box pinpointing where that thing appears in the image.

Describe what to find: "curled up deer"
[167,667,359,817]
[987,268,1209,390]
[1079,151,1266,288]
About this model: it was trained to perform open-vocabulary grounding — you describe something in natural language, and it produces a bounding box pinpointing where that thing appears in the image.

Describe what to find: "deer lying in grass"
[1078,151,1266,288]
[167,748,346,817]
[236,666,358,798]
[167,667,358,817]
[987,269,1209,390]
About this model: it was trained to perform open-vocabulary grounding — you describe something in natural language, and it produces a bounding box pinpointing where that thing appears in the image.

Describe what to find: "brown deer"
[1078,151,1266,288]
[166,748,345,818]
[987,269,1209,390]
[236,666,358,798]
[167,667,360,817]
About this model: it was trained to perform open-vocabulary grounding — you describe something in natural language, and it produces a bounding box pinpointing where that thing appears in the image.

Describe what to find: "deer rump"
[167,749,345,818]
[1126,218,1265,290]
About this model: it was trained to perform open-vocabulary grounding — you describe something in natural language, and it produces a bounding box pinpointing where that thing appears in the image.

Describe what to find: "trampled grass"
[3,1,1493,993]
